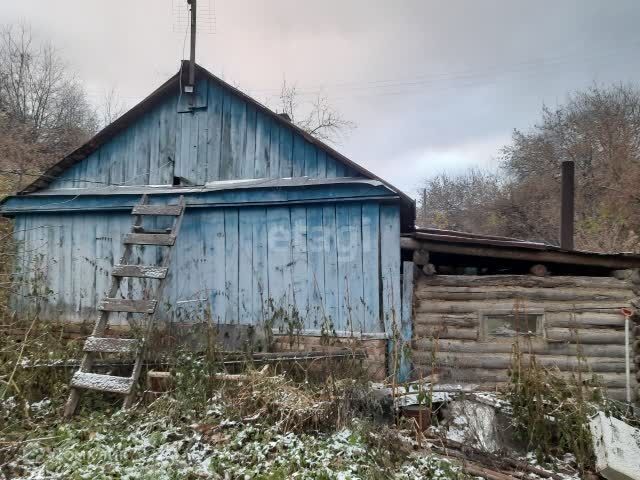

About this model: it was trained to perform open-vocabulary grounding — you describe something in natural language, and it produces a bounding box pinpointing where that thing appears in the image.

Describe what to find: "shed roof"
[401,227,640,270]
[17,61,414,226]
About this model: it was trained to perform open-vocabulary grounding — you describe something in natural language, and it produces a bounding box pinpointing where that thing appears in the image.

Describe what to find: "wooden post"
[188,0,197,88]
[398,261,415,382]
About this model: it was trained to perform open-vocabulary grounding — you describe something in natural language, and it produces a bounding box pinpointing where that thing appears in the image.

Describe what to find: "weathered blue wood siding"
[6,70,406,339]
[47,77,361,190]
[13,202,401,334]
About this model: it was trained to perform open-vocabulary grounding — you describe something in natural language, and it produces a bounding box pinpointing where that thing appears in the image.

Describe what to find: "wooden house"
[402,228,640,401]
[2,62,640,397]
[0,62,414,380]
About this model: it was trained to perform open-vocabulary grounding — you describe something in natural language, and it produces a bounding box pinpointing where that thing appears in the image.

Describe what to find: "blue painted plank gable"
[47,76,361,190]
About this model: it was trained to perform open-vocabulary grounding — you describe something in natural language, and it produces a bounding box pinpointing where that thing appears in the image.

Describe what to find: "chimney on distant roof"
[560,160,575,250]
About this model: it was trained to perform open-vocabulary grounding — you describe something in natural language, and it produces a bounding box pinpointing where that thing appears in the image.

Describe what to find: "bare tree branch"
[277,79,355,145]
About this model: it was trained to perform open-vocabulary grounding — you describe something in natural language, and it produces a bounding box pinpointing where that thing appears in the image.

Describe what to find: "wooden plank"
[399,261,415,382]
[416,300,628,314]
[83,337,140,354]
[134,114,151,185]
[75,214,96,317]
[292,135,306,177]
[290,206,309,322]
[413,338,627,358]
[267,207,291,313]
[174,112,195,182]
[315,150,327,178]
[70,372,134,394]
[122,127,136,184]
[348,203,365,332]
[205,80,223,182]
[238,208,254,324]
[208,209,226,323]
[131,204,183,216]
[361,203,380,331]
[279,127,293,178]
[242,105,257,179]
[131,226,172,235]
[112,264,168,279]
[546,327,628,344]
[334,155,346,177]
[322,205,339,329]
[98,298,157,314]
[415,286,631,302]
[254,111,271,179]
[268,121,281,178]
[123,233,175,246]
[158,97,177,185]
[415,313,479,328]
[196,108,209,181]
[336,204,351,331]
[325,153,337,178]
[546,312,626,328]
[230,95,247,179]
[304,141,318,177]
[250,208,269,324]
[380,204,401,334]
[417,275,631,290]
[413,368,636,389]
[147,103,162,185]
[306,206,326,329]
[219,89,233,180]
[414,351,632,373]
[401,237,640,269]
[224,209,239,322]
[413,324,478,340]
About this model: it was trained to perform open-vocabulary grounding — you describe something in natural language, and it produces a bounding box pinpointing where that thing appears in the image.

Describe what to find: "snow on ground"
[2,397,467,480]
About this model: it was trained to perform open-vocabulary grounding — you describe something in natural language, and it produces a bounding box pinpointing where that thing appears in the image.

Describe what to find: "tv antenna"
[172,0,216,90]
[187,0,196,88]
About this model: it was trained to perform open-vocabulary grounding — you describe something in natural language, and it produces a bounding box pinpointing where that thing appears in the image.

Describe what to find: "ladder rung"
[84,337,141,354]
[112,265,168,279]
[98,298,157,313]
[124,233,175,246]
[132,204,183,216]
[132,226,172,234]
[70,372,134,394]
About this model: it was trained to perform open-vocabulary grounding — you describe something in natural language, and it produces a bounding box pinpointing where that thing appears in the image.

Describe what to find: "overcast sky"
[2,0,639,196]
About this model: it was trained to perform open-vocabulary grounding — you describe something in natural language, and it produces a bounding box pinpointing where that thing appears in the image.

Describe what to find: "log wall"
[412,274,638,402]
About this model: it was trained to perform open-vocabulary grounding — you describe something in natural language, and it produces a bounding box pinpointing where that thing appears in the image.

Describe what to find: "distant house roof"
[402,227,640,270]
[17,61,415,228]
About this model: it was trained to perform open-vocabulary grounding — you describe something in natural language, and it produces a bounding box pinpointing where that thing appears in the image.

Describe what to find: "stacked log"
[412,274,637,402]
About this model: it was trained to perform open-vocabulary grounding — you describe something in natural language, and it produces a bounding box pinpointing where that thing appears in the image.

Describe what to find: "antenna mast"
[187,0,197,88]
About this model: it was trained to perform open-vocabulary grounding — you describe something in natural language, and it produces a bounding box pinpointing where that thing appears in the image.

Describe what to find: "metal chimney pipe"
[560,160,575,250]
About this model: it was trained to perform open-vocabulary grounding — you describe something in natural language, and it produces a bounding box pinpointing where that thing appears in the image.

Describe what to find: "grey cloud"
[2,0,640,194]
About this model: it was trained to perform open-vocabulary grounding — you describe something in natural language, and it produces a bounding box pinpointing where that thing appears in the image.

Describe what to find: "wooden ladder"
[63,194,186,418]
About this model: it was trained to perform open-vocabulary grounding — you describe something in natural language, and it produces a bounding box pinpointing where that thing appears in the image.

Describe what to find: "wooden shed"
[0,62,414,379]
[401,228,640,402]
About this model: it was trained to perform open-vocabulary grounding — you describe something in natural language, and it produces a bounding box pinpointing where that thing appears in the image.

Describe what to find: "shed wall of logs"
[412,273,639,402]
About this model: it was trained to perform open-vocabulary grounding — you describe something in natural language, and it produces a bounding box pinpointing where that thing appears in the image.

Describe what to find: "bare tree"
[0,24,97,166]
[278,79,355,144]
[417,168,506,234]
[99,87,127,127]
[418,84,640,252]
